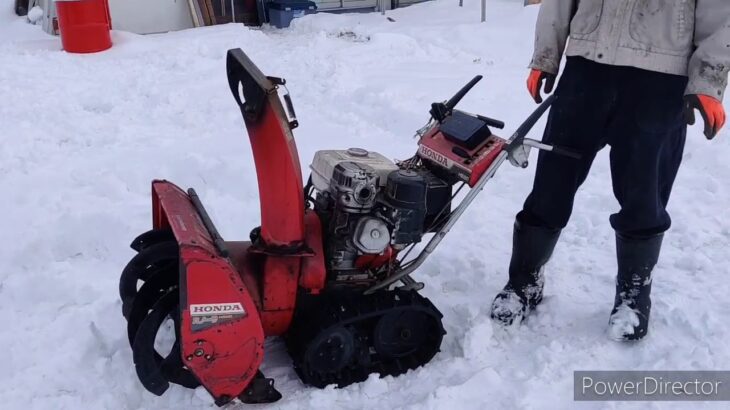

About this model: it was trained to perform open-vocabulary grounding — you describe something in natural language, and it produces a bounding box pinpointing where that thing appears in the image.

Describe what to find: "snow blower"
[118,48,577,405]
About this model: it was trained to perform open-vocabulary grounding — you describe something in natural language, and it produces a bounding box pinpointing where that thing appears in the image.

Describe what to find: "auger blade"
[131,289,181,396]
[119,241,178,318]
[138,180,269,403]
[130,228,174,252]
[127,276,200,391]
[126,268,178,346]
[160,341,200,389]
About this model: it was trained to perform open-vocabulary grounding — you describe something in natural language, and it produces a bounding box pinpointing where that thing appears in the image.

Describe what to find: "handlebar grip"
[477,115,505,129]
[445,75,483,110]
[551,145,581,160]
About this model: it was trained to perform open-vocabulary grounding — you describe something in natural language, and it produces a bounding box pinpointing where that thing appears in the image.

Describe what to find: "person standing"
[490,0,729,341]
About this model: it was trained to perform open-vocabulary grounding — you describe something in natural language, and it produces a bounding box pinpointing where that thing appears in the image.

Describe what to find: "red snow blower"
[119,48,576,405]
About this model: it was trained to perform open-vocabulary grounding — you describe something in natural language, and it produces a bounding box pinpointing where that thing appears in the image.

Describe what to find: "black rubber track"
[285,288,445,389]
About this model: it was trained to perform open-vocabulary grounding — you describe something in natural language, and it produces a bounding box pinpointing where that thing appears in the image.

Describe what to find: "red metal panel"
[244,93,306,248]
[299,210,326,295]
[467,137,506,186]
[239,90,310,336]
[151,180,265,401]
[151,180,212,250]
[260,257,299,335]
[225,241,264,308]
[417,130,506,187]
[179,251,265,401]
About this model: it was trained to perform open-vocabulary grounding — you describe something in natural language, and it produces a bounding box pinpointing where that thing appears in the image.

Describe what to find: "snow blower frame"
[119,48,577,406]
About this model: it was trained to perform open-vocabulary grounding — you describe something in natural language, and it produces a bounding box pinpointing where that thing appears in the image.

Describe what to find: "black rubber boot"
[608,233,663,341]
[490,220,561,326]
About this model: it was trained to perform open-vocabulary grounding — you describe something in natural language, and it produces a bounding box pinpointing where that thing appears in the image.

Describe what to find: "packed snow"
[608,303,641,342]
[1,1,729,409]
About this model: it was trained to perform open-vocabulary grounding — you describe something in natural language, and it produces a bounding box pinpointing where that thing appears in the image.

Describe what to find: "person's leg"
[606,67,687,340]
[491,57,616,325]
[519,60,616,230]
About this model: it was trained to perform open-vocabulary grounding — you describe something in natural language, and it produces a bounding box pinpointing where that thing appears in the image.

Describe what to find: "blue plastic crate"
[267,0,317,28]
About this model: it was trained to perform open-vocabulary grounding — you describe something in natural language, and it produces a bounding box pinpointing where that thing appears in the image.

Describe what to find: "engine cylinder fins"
[285,289,445,389]
[119,240,178,318]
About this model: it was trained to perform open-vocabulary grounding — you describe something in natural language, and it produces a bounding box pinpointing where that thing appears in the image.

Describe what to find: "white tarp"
[108,0,194,34]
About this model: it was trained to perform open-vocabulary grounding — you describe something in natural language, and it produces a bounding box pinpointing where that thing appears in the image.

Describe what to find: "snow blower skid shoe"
[119,47,575,406]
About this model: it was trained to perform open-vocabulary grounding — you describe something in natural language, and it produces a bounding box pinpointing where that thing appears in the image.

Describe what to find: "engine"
[308,148,452,285]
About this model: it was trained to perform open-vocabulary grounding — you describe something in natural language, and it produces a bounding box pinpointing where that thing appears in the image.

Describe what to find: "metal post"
[459,0,463,7]
[481,0,486,22]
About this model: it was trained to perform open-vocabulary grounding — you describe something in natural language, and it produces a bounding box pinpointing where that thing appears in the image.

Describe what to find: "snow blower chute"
[119,48,578,405]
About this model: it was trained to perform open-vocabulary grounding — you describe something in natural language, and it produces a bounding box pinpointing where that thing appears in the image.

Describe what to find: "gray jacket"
[530,0,730,99]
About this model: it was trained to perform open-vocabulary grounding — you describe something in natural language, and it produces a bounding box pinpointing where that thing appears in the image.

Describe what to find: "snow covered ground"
[1,1,729,409]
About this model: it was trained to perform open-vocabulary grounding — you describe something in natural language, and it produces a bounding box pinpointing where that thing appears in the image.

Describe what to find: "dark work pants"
[518,57,688,237]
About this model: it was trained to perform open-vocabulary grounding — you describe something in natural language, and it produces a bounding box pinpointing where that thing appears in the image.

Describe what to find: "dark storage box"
[267,0,316,28]
[440,110,492,150]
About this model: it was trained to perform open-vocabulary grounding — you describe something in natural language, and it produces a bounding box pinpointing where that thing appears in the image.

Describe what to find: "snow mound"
[1,0,729,409]
[27,6,43,24]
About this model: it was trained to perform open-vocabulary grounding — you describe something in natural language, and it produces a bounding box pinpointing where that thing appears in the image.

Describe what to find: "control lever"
[430,75,483,122]
[524,139,581,159]
[507,138,582,168]
[504,95,581,168]
[267,76,299,129]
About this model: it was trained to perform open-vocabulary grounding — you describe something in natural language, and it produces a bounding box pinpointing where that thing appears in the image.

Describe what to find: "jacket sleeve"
[529,0,576,75]
[686,0,730,100]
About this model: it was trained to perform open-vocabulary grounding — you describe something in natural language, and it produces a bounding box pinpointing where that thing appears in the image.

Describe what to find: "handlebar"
[445,75,483,111]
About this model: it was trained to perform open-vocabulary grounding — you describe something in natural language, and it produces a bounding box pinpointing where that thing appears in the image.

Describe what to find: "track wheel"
[373,310,440,361]
[287,289,444,389]
[302,327,356,380]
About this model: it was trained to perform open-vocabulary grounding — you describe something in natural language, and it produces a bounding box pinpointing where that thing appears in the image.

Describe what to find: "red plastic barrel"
[55,0,112,53]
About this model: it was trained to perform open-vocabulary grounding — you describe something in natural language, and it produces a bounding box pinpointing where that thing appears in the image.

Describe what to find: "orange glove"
[684,94,726,139]
[526,69,556,104]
